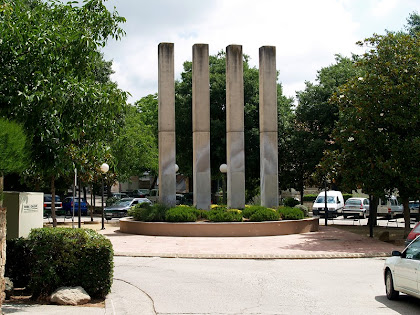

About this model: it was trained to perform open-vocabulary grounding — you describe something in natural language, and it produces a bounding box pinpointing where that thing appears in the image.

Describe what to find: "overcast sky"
[101,0,419,104]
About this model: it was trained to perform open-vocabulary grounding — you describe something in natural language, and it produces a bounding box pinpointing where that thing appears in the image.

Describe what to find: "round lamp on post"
[100,163,109,230]
[220,164,227,205]
[175,164,179,173]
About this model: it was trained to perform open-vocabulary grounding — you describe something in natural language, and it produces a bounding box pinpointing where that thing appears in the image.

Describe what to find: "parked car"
[110,192,128,199]
[342,197,370,219]
[377,196,403,219]
[43,194,63,217]
[132,189,150,197]
[384,235,420,300]
[104,197,152,220]
[409,200,420,218]
[312,191,345,218]
[63,197,89,216]
[405,222,420,246]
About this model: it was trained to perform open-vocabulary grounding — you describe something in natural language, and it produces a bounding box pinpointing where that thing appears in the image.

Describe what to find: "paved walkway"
[98,225,402,259]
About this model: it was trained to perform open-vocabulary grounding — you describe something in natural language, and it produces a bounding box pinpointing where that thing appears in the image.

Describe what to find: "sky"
[101,0,419,104]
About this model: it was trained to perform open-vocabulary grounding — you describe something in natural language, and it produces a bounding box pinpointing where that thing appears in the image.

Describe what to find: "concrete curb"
[114,251,390,259]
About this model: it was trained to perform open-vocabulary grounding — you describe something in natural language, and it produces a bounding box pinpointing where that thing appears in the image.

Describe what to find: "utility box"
[4,192,43,240]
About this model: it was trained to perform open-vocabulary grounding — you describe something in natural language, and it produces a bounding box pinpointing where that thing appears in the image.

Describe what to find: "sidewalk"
[98,224,402,259]
[3,224,403,314]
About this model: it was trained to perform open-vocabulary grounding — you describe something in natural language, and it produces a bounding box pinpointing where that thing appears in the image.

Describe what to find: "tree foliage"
[279,55,358,200]
[330,31,420,234]
[0,0,127,225]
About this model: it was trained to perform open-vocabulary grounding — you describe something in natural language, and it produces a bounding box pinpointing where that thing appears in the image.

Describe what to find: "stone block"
[50,286,91,306]
[226,45,244,133]
[192,44,210,132]
[158,43,175,132]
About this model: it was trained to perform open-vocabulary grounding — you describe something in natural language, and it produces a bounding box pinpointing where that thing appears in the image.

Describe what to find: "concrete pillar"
[259,46,279,208]
[158,43,176,207]
[226,45,245,209]
[192,44,211,210]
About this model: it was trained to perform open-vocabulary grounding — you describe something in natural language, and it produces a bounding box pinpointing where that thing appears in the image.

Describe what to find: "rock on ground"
[50,286,91,305]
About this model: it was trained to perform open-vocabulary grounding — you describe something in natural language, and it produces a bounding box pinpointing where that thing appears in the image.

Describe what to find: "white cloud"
[102,0,418,104]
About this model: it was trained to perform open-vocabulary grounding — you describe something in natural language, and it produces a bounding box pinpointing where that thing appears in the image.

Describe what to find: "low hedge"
[165,206,197,222]
[5,237,32,288]
[242,205,266,219]
[207,209,243,222]
[302,194,318,202]
[128,203,168,222]
[6,228,113,300]
[278,207,304,220]
[248,208,280,222]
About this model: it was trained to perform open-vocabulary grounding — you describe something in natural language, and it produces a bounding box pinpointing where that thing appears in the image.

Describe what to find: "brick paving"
[98,225,403,259]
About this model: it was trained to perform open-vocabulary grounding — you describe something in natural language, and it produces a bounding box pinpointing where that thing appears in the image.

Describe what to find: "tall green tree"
[331,31,420,236]
[0,0,127,226]
[279,55,358,200]
[0,119,28,206]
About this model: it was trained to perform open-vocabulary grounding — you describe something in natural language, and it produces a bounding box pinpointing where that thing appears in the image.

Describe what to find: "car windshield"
[346,199,361,205]
[315,196,335,203]
[116,199,133,206]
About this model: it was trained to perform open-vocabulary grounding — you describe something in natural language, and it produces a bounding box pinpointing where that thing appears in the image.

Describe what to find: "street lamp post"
[324,179,328,226]
[220,164,227,205]
[100,163,109,230]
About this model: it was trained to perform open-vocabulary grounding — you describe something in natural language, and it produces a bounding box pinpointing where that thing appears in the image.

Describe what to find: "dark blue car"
[63,197,88,216]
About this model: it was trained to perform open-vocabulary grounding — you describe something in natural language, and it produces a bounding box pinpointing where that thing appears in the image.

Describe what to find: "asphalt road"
[112,256,420,315]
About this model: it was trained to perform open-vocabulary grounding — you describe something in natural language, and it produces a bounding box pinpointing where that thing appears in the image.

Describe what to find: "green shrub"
[302,194,318,202]
[294,204,309,217]
[27,228,113,299]
[207,209,242,222]
[128,203,168,222]
[242,205,267,219]
[248,208,280,222]
[165,207,197,222]
[278,207,304,220]
[283,197,300,207]
[5,238,32,288]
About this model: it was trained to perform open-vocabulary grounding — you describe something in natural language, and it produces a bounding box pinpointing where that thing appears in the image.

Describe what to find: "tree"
[172,51,293,201]
[0,118,28,206]
[111,105,158,182]
[279,55,358,200]
[331,31,420,236]
[0,0,127,226]
[406,11,420,35]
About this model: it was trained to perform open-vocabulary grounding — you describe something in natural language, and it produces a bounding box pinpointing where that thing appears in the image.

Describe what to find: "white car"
[104,197,152,220]
[384,235,420,300]
[342,197,369,219]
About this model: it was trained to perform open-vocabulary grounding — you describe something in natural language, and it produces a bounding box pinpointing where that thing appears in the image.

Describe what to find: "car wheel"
[343,215,347,219]
[361,212,366,219]
[385,270,399,300]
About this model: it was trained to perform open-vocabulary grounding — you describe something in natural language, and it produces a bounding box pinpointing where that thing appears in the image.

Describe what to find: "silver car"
[104,197,151,220]
[384,235,420,300]
[342,197,369,219]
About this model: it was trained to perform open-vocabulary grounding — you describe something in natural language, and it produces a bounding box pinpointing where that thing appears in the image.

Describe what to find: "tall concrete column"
[158,43,176,207]
[192,44,211,210]
[259,46,279,208]
[226,45,245,209]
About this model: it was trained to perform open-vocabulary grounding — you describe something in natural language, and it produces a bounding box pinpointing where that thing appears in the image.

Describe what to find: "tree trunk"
[0,174,4,208]
[51,175,57,227]
[403,197,411,238]
[90,184,94,221]
[300,187,304,205]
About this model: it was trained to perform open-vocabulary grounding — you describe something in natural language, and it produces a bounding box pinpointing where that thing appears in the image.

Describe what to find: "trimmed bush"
[207,209,243,222]
[165,207,197,222]
[22,228,113,299]
[242,205,267,219]
[278,207,304,220]
[283,197,300,207]
[248,208,280,222]
[294,204,309,217]
[5,237,32,288]
[128,203,168,222]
